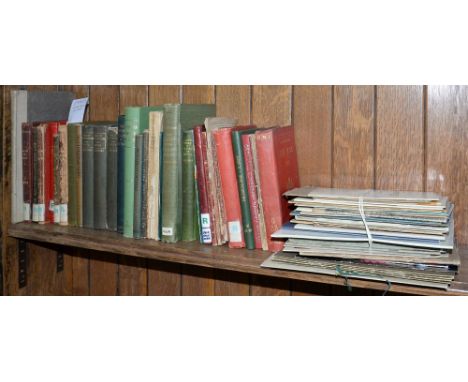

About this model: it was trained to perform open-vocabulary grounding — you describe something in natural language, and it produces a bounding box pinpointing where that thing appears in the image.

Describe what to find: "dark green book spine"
[141,130,149,238]
[67,124,77,226]
[231,131,255,249]
[182,130,197,241]
[116,115,125,233]
[82,124,94,229]
[107,125,118,231]
[133,134,143,238]
[93,125,107,229]
[161,105,181,243]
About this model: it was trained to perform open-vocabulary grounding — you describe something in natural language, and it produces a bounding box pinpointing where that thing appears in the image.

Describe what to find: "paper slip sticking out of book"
[67,97,88,123]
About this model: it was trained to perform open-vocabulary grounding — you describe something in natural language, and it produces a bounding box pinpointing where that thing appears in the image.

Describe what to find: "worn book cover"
[107,124,118,231]
[58,123,68,225]
[133,133,144,238]
[203,117,237,246]
[21,123,33,222]
[255,126,299,252]
[161,104,216,243]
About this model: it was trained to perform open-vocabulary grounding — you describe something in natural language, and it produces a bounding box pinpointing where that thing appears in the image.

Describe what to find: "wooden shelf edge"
[7,222,468,296]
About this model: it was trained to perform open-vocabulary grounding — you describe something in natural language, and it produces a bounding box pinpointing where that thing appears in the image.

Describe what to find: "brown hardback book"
[53,133,61,223]
[250,134,268,250]
[33,123,47,223]
[21,123,33,222]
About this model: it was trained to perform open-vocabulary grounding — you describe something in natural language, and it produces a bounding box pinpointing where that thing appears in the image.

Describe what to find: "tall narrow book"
[67,123,83,227]
[141,130,149,238]
[107,124,118,231]
[21,123,33,222]
[53,133,61,223]
[45,122,60,223]
[213,127,250,248]
[146,111,164,240]
[116,115,125,233]
[94,123,113,229]
[123,106,163,238]
[231,127,258,249]
[133,133,144,239]
[161,104,216,243]
[33,123,47,223]
[255,126,299,252]
[242,133,262,249]
[58,123,68,225]
[182,129,198,241]
[82,123,94,228]
[203,117,237,246]
[193,125,212,244]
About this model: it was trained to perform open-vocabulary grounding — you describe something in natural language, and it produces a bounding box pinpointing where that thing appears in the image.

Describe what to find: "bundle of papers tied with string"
[261,187,459,289]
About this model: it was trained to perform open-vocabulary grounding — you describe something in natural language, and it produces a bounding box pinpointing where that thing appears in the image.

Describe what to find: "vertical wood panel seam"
[373,85,378,189]
[331,85,335,187]
[423,85,428,192]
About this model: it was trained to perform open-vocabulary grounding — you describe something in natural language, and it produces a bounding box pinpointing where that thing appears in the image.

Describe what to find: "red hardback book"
[45,121,61,223]
[21,123,33,222]
[255,126,299,252]
[213,127,245,248]
[241,133,262,249]
[193,125,214,244]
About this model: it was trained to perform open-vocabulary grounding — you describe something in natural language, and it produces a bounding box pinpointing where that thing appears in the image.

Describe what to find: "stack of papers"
[261,187,459,290]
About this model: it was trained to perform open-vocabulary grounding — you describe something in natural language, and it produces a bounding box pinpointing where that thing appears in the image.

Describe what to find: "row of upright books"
[12,90,300,251]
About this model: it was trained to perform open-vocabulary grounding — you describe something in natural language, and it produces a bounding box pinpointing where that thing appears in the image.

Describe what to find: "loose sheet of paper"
[67,97,88,123]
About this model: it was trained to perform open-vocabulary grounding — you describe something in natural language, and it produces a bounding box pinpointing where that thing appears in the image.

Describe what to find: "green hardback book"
[133,133,144,239]
[161,104,216,243]
[231,128,258,249]
[82,124,94,228]
[141,130,149,238]
[182,129,198,241]
[123,106,163,238]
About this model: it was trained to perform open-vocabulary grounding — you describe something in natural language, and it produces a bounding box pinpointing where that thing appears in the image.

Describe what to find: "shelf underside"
[8,223,468,296]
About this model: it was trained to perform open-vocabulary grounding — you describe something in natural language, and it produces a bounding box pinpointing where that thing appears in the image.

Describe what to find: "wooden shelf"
[8,222,468,296]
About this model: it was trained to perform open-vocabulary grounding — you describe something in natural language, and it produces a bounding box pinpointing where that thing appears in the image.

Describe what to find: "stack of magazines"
[261,187,459,289]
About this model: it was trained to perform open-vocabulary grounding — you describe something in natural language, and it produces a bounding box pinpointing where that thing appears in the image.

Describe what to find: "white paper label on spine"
[228,220,242,243]
[162,227,173,236]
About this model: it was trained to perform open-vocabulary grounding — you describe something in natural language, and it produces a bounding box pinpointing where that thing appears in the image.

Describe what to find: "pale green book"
[123,106,163,238]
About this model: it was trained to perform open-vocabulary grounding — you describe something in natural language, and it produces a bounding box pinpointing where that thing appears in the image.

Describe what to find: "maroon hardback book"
[256,126,300,252]
[241,133,262,249]
[22,123,33,222]
[45,122,60,223]
[193,125,213,244]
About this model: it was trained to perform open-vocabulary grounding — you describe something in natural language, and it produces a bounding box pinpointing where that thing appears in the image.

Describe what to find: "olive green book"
[161,104,216,243]
[67,123,83,227]
[182,129,199,241]
[123,106,163,238]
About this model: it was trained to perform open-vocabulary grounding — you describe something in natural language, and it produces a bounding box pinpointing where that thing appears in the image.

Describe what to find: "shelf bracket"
[56,251,64,272]
[18,240,27,289]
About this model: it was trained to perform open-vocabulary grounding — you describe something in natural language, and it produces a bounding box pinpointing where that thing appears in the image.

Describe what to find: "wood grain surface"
[293,85,333,187]
[251,85,291,127]
[216,86,251,125]
[376,86,424,191]
[427,86,468,246]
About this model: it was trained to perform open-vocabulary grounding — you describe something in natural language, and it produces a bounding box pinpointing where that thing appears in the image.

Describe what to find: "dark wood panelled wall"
[1,85,467,295]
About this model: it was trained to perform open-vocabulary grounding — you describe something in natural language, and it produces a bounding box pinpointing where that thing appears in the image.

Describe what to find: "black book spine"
[140,131,149,238]
[116,115,125,233]
[133,134,143,238]
[107,125,118,231]
[82,124,94,229]
[93,125,107,229]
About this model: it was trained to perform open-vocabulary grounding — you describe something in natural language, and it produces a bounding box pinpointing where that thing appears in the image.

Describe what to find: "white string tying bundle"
[358,196,373,246]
